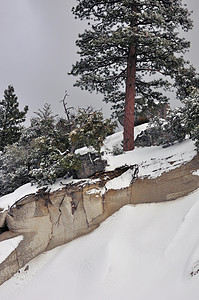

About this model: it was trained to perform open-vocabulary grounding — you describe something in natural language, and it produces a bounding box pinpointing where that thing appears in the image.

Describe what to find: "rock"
[1,154,199,285]
[74,152,107,179]
[135,122,186,148]
[135,126,164,147]
[0,209,8,231]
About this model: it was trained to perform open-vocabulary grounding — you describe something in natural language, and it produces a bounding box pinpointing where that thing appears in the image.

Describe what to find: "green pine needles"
[0,85,28,151]
[70,0,198,150]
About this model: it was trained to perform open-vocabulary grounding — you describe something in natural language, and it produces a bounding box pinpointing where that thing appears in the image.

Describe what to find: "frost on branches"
[0,104,116,196]
[135,88,199,150]
[135,108,186,148]
[183,89,199,150]
[70,0,197,150]
[0,85,28,151]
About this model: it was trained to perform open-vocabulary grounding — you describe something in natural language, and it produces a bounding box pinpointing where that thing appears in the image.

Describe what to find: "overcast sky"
[0,0,198,122]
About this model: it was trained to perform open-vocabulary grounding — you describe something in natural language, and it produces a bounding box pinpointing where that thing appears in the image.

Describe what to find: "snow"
[102,124,196,180]
[1,190,199,299]
[0,183,38,212]
[104,169,135,190]
[0,125,197,210]
[86,127,197,196]
[102,123,147,153]
[0,236,23,264]
[104,137,196,179]
[193,169,199,176]
[75,146,96,155]
[0,125,199,299]
[86,188,101,196]
[0,176,101,212]
[87,168,137,196]
[0,177,85,212]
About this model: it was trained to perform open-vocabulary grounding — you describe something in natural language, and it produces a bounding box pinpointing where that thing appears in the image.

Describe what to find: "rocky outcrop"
[0,154,199,285]
[135,123,185,148]
[73,152,107,179]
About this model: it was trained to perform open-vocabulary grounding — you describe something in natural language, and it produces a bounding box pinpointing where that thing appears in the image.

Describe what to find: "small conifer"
[0,85,28,151]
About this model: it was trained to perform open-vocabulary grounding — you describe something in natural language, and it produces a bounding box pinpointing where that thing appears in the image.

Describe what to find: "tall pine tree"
[0,85,28,151]
[70,0,198,151]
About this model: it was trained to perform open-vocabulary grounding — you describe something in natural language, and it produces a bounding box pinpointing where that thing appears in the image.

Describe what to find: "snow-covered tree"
[0,85,28,151]
[70,0,197,151]
[67,106,117,152]
[29,106,116,185]
[30,103,58,138]
[164,108,186,145]
[0,102,115,193]
[0,144,29,196]
[29,136,81,186]
[135,107,186,148]
[183,89,199,149]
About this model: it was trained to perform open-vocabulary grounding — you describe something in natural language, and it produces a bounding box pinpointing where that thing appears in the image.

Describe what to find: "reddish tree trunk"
[123,45,136,151]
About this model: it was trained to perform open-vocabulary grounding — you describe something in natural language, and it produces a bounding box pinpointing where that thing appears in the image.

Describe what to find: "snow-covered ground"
[102,125,196,178]
[1,126,199,299]
[0,125,197,211]
[0,236,23,264]
[1,189,199,300]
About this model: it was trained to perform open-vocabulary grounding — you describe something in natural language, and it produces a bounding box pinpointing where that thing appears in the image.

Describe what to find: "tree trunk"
[123,44,136,151]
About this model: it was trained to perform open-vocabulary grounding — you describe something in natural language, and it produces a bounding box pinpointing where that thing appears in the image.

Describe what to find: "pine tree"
[135,107,186,148]
[69,0,197,151]
[0,144,29,196]
[67,106,117,152]
[0,85,28,151]
[182,88,199,149]
[30,103,57,138]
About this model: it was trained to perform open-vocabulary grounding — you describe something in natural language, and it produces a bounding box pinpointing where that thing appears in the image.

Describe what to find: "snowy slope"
[1,189,199,300]
[0,126,199,299]
[0,236,23,264]
[102,126,196,178]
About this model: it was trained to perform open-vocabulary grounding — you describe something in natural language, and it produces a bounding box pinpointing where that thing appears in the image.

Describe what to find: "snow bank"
[1,190,199,299]
[0,236,23,264]
[105,169,135,190]
[0,183,38,212]
[102,123,147,153]
[105,138,196,178]
[0,177,82,212]
[87,168,137,196]
[102,124,197,180]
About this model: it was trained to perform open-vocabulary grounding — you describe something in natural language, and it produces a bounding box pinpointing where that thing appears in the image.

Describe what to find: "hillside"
[1,188,199,300]
[0,126,199,299]
[0,124,196,214]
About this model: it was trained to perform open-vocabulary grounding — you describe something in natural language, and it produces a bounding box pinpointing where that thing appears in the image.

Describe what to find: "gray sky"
[0,0,198,122]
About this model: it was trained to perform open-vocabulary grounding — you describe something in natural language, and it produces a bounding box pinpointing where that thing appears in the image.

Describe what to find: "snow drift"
[1,126,199,299]
[1,189,199,300]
